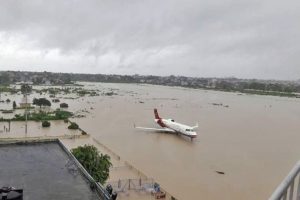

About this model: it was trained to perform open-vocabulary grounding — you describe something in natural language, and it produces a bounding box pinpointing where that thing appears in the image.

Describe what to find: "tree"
[33,98,51,108]
[13,101,17,109]
[0,72,10,84]
[71,145,112,184]
[32,77,43,84]
[21,84,32,94]
[248,82,266,91]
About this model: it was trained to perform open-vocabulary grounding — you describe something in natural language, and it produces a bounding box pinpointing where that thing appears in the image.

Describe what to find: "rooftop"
[0,141,100,200]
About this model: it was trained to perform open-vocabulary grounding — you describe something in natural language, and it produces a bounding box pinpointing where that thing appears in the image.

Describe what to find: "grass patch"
[0,109,73,122]
[241,89,297,97]
[1,110,14,114]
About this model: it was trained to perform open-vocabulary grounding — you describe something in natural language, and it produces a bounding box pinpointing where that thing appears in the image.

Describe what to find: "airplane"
[134,109,198,141]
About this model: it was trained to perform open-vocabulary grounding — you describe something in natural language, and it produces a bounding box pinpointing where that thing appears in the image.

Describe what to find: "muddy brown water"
[1,82,300,200]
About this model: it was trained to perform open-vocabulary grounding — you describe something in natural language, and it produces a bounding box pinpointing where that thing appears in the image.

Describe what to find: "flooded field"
[1,82,300,200]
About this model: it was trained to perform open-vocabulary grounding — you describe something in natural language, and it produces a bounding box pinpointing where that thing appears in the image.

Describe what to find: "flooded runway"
[1,82,300,199]
[68,83,300,200]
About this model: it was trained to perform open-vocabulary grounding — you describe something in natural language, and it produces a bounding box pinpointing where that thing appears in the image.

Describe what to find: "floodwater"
[1,82,300,200]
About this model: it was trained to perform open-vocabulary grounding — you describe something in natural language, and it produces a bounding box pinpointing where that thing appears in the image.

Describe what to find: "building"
[0,140,111,200]
[19,95,31,108]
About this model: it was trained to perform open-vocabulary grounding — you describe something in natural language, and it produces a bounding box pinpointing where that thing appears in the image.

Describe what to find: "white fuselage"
[155,118,197,138]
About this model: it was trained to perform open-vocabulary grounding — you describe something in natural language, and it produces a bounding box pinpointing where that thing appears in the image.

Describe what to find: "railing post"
[283,189,287,200]
[289,179,295,200]
[139,177,141,187]
[296,175,300,200]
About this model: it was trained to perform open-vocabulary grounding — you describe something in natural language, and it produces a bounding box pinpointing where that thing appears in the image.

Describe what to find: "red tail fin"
[154,108,161,119]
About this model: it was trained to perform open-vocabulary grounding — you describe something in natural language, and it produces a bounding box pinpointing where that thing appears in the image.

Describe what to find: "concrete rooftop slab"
[0,142,99,200]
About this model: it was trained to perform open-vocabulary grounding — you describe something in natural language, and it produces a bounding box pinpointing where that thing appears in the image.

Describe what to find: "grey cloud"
[0,0,299,79]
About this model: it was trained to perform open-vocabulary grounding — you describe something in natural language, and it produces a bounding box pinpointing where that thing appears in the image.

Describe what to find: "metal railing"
[269,161,300,200]
[58,140,111,200]
[107,178,155,193]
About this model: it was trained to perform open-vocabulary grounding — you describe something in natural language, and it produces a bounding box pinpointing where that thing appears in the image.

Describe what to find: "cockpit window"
[186,129,191,131]
[171,119,175,122]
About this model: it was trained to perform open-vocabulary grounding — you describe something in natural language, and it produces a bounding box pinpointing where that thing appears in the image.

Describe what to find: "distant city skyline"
[0,0,299,80]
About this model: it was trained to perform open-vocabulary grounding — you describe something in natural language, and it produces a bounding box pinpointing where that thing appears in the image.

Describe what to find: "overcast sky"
[0,0,299,80]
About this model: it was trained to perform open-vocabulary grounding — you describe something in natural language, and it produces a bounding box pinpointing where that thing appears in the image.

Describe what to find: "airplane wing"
[134,125,175,133]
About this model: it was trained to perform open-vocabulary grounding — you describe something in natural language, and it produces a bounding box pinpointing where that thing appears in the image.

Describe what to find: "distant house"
[15,81,33,85]
[52,99,60,103]
[19,95,31,108]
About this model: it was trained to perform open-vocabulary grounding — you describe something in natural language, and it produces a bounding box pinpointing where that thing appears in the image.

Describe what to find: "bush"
[71,145,112,184]
[55,110,72,119]
[42,121,51,127]
[68,122,79,130]
[60,103,69,108]
[2,110,13,114]
[81,130,87,135]
[14,114,25,121]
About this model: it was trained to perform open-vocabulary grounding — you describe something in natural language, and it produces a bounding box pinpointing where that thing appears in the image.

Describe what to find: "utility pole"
[25,91,28,137]
[24,85,29,137]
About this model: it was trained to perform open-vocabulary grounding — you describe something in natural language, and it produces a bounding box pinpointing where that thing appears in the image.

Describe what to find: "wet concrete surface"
[0,142,99,200]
